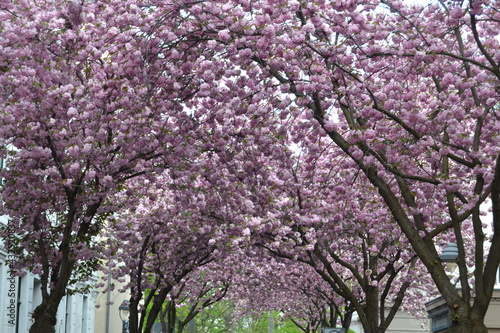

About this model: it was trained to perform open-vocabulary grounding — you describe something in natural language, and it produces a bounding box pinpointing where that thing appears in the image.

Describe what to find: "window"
[0,157,3,185]
[82,296,88,333]
[15,277,21,333]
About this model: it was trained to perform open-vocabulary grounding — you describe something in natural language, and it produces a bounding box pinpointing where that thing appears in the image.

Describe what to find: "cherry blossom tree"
[107,121,285,333]
[164,0,500,331]
[243,135,433,333]
[3,1,499,333]
[148,262,232,333]
[106,175,228,333]
[228,252,356,333]
[0,3,293,332]
[0,0,208,331]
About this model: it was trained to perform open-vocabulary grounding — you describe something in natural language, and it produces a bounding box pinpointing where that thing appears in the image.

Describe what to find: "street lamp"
[439,242,459,276]
[118,300,130,333]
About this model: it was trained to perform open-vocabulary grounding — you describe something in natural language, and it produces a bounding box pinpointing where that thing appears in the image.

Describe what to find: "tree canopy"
[1,0,499,332]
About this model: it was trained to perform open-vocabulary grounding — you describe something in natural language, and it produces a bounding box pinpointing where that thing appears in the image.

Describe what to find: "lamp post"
[439,242,459,276]
[119,300,130,333]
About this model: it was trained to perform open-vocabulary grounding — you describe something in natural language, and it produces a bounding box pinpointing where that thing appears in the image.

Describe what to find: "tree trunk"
[128,296,142,333]
[29,295,65,333]
[447,319,488,333]
[160,302,168,333]
[342,309,353,332]
[223,302,234,333]
[446,305,488,333]
[29,246,74,333]
[144,287,170,333]
[166,300,176,333]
